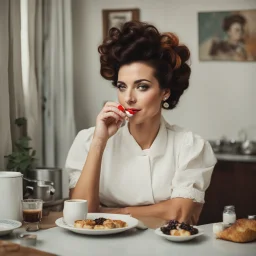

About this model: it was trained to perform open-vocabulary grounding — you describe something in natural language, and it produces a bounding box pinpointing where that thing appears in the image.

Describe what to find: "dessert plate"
[55,213,138,235]
[154,226,204,242]
[0,219,22,236]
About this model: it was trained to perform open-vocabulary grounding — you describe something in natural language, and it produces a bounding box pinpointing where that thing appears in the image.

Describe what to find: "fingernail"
[118,105,125,112]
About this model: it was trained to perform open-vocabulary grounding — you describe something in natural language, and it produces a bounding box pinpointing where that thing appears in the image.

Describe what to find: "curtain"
[0,0,25,169]
[21,0,75,168]
[0,0,75,174]
[43,0,76,168]
[21,0,43,165]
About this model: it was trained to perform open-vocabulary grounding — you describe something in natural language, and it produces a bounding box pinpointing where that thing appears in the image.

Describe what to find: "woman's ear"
[162,89,171,100]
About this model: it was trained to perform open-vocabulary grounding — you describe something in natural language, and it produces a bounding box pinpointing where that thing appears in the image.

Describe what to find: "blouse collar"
[121,116,168,158]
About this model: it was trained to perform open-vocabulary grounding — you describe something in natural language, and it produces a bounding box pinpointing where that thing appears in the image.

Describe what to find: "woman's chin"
[128,116,145,125]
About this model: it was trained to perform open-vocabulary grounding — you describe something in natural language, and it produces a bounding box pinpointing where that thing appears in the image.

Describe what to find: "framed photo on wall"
[102,9,140,38]
[198,9,256,61]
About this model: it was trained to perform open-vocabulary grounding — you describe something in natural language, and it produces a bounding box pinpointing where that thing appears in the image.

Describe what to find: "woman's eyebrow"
[117,79,151,84]
[134,79,151,84]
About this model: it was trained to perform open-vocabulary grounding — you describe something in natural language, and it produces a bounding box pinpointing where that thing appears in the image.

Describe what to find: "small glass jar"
[248,215,256,220]
[223,205,236,225]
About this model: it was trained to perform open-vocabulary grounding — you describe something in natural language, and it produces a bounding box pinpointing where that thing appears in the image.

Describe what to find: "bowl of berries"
[155,220,204,242]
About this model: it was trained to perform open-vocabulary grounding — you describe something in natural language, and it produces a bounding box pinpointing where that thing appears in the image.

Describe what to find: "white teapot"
[0,172,23,221]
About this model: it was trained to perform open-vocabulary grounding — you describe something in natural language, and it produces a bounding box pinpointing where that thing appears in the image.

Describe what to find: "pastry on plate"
[74,220,83,228]
[74,220,95,229]
[160,220,198,236]
[113,220,127,228]
[83,220,95,229]
[216,219,256,243]
[103,219,115,229]
[170,229,190,236]
[73,217,128,230]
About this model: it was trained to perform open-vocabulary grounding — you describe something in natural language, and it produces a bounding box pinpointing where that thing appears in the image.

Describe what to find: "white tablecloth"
[3,224,256,256]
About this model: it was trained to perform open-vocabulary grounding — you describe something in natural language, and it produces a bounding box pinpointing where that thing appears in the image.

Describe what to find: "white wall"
[72,0,256,140]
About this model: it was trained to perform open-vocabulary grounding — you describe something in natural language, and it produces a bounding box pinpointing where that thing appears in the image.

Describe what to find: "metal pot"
[221,139,241,154]
[240,140,256,155]
[26,168,62,200]
[24,177,55,202]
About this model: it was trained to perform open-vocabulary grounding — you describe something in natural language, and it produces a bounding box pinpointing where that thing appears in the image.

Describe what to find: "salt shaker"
[223,205,236,225]
[248,215,256,220]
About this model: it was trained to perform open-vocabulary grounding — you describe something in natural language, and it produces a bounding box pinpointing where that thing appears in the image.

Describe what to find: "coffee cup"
[63,199,88,226]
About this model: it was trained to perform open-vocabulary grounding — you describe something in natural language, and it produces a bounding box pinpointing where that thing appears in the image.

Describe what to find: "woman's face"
[117,62,170,125]
[227,22,244,43]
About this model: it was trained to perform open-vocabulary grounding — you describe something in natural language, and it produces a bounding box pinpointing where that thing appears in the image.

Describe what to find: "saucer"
[155,226,204,242]
[0,219,22,236]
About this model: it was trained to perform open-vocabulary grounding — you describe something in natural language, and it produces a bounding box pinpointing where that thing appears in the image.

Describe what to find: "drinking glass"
[21,199,43,231]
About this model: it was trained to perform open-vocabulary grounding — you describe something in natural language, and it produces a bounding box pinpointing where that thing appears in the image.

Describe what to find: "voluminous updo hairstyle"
[222,14,246,32]
[98,21,191,109]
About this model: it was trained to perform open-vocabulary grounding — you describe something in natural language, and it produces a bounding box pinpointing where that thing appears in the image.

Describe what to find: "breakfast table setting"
[0,171,255,256]
[1,210,256,256]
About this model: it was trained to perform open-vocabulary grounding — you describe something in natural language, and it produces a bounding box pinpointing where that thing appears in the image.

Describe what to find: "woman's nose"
[125,91,136,105]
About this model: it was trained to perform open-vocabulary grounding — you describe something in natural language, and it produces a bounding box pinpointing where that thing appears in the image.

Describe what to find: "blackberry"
[179,222,191,231]
[160,226,171,235]
[190,227,199,235]
[94,218,107,225]
[179,222,199,235]
[168,224,177,230]
[167,220,179,230]
[167,220,179,227]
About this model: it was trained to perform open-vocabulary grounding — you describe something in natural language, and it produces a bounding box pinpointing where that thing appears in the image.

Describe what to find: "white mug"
[63,199,88,226]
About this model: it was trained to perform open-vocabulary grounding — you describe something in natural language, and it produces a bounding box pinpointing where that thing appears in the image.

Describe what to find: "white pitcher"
[0,172,23,221]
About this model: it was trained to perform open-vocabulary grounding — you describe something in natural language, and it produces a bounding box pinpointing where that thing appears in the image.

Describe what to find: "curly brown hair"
[98,21,191,109]
[222,14,246,32]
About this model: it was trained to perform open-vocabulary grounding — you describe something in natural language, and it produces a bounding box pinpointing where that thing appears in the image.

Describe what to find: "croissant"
[216,219,256,243]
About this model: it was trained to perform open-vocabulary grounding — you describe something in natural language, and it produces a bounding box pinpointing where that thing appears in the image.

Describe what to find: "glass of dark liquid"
[21,199,43,232]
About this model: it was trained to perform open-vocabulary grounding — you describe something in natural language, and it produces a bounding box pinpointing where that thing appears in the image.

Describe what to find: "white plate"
[155,226,204,242]
[0,219,22,236]
[55,213,139,235]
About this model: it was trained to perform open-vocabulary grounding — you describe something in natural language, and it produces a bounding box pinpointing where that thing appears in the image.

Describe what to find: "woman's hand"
[93,102,126,142]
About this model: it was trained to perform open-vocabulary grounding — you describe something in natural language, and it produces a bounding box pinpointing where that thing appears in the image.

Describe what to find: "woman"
[66,21,217,224]
[209,14,247,61]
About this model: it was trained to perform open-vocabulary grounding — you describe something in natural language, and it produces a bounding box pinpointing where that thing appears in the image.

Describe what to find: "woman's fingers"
[104,102,125,113]
[97,102,126,129]
[116,119,123,128]
[104,106,126,118]
[100,102,126,122]
[100,111,122,123]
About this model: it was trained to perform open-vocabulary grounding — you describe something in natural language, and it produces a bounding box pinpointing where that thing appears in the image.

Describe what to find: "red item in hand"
[126,109,136,115]
[118,105,125,112]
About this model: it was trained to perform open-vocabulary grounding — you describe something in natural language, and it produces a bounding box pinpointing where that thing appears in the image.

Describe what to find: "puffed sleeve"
[171,131,217,203]
[65,127,94,189]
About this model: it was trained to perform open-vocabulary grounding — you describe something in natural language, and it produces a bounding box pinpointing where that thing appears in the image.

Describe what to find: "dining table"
[0,211,255,256]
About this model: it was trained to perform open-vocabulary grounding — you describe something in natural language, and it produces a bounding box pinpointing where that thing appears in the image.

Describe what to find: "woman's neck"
[128,114,162,150]
[228,38,239,46]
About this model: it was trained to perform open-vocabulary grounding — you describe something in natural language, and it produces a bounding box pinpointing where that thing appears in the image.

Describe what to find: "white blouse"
[65,117,217,206]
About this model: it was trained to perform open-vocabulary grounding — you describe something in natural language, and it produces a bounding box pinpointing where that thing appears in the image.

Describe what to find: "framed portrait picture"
[198,9,256,61]
[102,9,140,38]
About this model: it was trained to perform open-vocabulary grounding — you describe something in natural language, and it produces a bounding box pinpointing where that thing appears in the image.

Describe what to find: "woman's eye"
[138,84,149,91]
[117,84,126,91]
